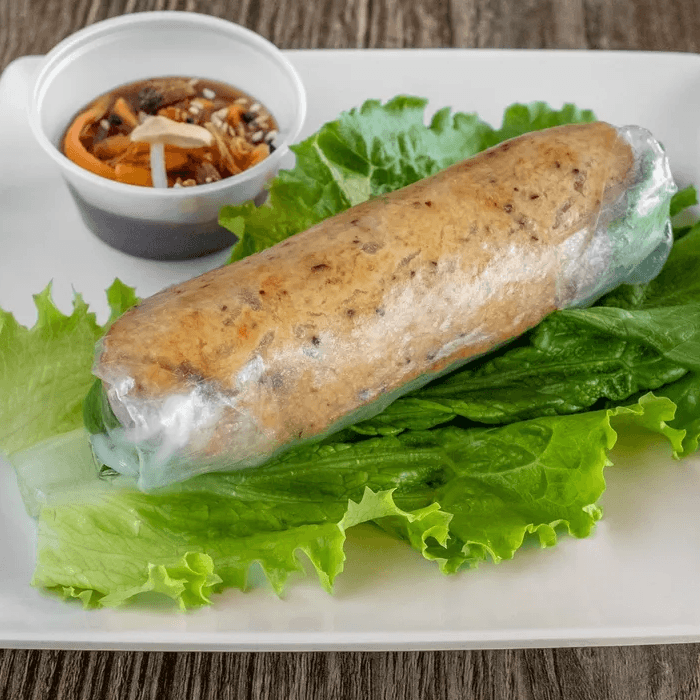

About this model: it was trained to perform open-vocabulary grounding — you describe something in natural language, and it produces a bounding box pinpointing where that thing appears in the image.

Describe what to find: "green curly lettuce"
[1,100,697,610]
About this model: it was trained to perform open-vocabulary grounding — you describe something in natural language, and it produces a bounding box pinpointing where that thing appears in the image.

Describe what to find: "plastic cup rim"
[27,11,307,198]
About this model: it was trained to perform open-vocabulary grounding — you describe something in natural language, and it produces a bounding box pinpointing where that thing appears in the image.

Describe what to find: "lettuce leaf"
[480,101,595,148]
[670,184,698,218]
[29,392,679,609]
[654,372,700,455]
[354,313,689,434]
[2,285,684,609]
[0,279,137,456]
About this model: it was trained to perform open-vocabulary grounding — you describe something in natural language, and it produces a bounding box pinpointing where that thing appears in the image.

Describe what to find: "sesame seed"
[251,130,264,143]
[99,119,110,130]
[173,182,183,188]
[250,102,261,112]
[202,88,216,99]
[234,97,248,105]
[188,105,199,114]
[265,130,278,143]
[205,176,213,183]
[214,107,229,119]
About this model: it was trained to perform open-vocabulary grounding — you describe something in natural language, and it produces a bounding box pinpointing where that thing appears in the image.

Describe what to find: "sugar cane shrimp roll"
[90,121,676,489]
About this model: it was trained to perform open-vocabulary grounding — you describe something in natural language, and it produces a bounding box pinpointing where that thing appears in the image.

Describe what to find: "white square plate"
[1,49,700,651]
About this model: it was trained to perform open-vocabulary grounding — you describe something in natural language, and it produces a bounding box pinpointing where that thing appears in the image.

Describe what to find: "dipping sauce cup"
[29,12,306,260]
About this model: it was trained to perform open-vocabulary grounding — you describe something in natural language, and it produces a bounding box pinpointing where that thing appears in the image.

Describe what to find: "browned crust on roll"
[98,122,634,450]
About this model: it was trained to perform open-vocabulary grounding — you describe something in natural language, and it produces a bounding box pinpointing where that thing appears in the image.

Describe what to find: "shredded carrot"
[78,96,110,139]
[157,106,183,121]
[231,141,269,171]
[92,134,131,160]
[63,103,117,180]
[228,135,262,171]
[115,163,152,187]
[248,143,270,167]
[184,147,220,179]
[205,124,241,176]
[109,141,191,179]
[109,142,150,167]
[186,146,214,163]
[113,98,139,129]
[226,103,247,128]
[164,147,190,171]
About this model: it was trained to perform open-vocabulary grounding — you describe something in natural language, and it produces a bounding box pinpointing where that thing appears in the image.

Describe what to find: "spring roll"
[91,122,676,489]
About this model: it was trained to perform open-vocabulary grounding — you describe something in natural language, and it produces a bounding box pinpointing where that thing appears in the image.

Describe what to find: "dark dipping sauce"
[66,183,238,260]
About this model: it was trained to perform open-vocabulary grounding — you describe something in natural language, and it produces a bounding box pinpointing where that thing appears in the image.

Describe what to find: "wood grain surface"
[2,1,700,699]
[2,645,700,699]
[2,0,700,69]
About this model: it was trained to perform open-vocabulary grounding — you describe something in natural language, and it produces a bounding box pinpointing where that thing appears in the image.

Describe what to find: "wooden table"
[2,1,700,697]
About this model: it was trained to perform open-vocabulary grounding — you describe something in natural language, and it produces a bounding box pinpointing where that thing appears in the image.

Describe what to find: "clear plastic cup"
[28,12,306,259]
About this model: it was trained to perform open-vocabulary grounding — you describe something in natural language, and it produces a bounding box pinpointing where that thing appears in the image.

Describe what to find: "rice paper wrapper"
[89,124,677,490]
